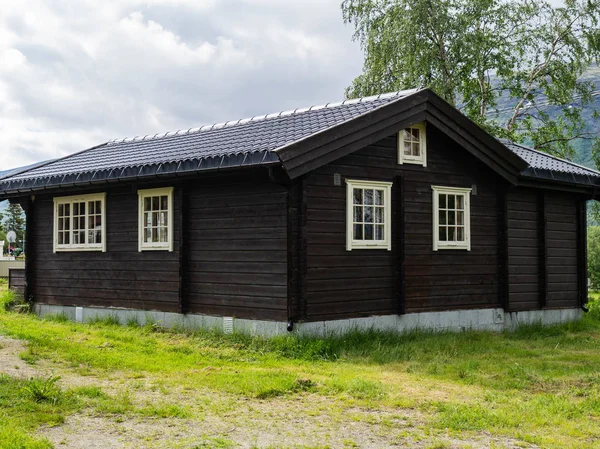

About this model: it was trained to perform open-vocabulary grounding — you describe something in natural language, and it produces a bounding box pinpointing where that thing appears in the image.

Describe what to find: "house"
[0,88,596,335]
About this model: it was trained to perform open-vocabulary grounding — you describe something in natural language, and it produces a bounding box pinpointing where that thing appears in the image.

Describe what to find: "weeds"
[21,375,62,404]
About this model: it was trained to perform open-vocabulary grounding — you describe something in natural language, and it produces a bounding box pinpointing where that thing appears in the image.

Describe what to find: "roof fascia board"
[279,89,522,184]
[0,159,280,199]
[423,92,528,173]
[284,103,429,179]
[278,92,429,173]
[422,110,519,185]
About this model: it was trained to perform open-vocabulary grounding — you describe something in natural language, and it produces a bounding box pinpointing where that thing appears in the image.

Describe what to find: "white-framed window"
[53,193,106,252]
[398,122,427,166]
[346,179,392,251]
[432,186,471,251]
[138,187,174,252]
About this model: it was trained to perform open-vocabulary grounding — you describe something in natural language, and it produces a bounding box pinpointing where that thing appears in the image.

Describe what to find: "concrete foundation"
[34,304,584,337]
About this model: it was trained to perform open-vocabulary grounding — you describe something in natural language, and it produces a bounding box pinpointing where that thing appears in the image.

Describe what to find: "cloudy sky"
[0,0,363,170]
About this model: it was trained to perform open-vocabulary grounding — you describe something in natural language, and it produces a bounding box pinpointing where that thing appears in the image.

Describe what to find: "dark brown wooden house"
[0,88,596,335]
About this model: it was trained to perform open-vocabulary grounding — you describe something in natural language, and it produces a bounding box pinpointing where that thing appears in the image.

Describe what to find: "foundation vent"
[223,317,234,334]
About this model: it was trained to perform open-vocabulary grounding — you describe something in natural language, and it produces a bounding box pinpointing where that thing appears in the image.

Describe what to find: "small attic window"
[398,123,427,167]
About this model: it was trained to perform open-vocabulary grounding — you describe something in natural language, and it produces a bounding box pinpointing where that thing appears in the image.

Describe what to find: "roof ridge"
[506,140,600,175]
[107,88,421,145]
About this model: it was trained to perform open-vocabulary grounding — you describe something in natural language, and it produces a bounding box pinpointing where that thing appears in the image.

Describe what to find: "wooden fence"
[8,268,25,294]
[0,260,25,278]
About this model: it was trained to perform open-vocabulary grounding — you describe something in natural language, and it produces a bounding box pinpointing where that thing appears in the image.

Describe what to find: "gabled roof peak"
[107,88,421,145]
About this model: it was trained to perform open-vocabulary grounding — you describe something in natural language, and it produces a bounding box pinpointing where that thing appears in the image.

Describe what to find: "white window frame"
[138,187,174,252]
[432,185,471,251]
[53,192,106,252]
[346,179,393,251]
[398,122,427,167]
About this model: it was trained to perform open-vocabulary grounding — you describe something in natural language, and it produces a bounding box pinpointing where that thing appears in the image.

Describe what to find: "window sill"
[54,247,105,253]
[347,242,391,251]
[434,245,470,251]
[139,246,172,252]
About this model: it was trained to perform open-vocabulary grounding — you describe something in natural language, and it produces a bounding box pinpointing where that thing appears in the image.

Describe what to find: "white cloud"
[0,0,362,170]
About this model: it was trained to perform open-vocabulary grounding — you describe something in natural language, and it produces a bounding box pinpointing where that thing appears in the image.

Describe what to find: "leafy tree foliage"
[4,202,25,247]
[588,226,600,288]
[342,0,600,161]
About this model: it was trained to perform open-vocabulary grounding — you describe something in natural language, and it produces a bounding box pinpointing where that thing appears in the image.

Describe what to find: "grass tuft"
[21,375,63,404]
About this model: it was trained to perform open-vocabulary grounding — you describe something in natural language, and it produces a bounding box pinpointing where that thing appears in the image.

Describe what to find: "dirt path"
[0,335,537,449]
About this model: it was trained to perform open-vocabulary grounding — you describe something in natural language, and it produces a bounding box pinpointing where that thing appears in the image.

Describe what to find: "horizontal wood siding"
[185,175,288,321]
[8,268,25,293]
[31,184,181,311]
[304,126,504,321]
[506,189,540,311]
[544,191,579,308]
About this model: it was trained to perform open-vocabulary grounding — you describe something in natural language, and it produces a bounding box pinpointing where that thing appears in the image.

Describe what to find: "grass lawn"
[1,281,600,448]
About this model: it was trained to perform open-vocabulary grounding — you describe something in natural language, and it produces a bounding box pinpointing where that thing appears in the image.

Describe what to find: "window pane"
[403,129,412,141]
[73,232,79,244]
[64,204,70,215]
[144,228,151,243]
[96,216,102,227]
[412,142,420,156]
[96,201,101,212]
[375,207,384,224]
[160,211,168,227]
[457,195,464,210]
[375,225,384,241]
[439,226,447,242]
[411,127,420,140]
[439,211,446,225]
[79,217,85,230]
[58,218,64,231]
[353,189,362,205]
[353,206,363,223]
[58,233,64,245]
[439,194,446,208]
[145,212,151,227]
[73,217,79,231]
[457,227,464,241]
[354,224,363,240]
[364,190,373,205]
[88,201,95,215]
[448,195,455,209]
[152,228,158,243]
[159,227,168,243]
[364,206,374,223]
[448,211,455,225]
[364,224,374,240]
[64,217,70,231]
[448,227,456,241]
[74,203,79,215]
[88,216,95,231]
[161,196,168,210]
[96,230,102,244]
[152,212,158,227]
[152,196,159,210]
[457,211,464,225]
[374,190,383,206]
[58,204,64,216]
[144,197,151,212]
[404,141,411,156]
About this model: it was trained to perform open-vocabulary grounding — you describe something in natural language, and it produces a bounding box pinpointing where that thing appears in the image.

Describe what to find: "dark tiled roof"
[504,141,600,185]
[1,88,599,194]
[0,89,419,192]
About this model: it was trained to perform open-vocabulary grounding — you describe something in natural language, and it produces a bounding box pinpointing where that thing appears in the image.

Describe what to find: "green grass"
[2,287,600,447]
